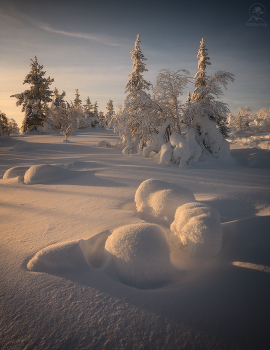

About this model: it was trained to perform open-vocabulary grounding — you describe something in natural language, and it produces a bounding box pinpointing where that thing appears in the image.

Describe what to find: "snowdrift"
[135,179,195,226]
[104,223,173,288]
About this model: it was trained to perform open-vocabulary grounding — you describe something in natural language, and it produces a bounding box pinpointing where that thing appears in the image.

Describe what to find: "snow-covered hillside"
[1,128,270,350]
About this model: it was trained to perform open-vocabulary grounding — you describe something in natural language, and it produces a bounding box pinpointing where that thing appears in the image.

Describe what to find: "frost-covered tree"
[185,39,234,158]
[84,97,93,116]
[0,112,9,135]
[105,99,114,125]
[11,56,54,132]
[119,34,161,151]
[153,69,190,133]
[125,34,151,94]
[0,112,19,135]
[235,106,251,131]
[53,88,66,108]
[74,89,82,109]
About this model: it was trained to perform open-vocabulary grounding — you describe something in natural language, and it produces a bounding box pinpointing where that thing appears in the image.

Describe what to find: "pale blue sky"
[0,0,269,126]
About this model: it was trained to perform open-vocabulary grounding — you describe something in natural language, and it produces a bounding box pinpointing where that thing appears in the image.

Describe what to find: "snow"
[104,223,173,288]
[158,142,172,166]
[135,179,196,226]
[186,128,201,163]
[24,164,73,184]
[1,127,270,349]
[170,202,223,259]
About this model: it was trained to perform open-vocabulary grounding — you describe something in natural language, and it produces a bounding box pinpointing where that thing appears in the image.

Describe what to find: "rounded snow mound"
[135,179,195,226]
[97,140,111,147]
[170,202,222,259]
[24,164,71,184]
[27,241,87,273]
[104,223,173,288]
[3,166,30,180]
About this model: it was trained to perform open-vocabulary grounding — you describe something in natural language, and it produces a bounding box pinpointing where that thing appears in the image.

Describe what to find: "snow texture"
[24,164,72,184]
[27,241,87,273]
[135,179,195,226]
[159,142,172,166]
[170,202,222,258]
[3,166,30,180]
[104,223,173,288]
[97,140,112,147]
[186,129,201,163]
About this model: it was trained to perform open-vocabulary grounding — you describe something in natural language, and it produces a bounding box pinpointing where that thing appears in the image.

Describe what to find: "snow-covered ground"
[1,128,270,350]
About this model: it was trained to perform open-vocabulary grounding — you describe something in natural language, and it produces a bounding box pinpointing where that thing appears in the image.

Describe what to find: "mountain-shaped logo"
[246,3,267,26]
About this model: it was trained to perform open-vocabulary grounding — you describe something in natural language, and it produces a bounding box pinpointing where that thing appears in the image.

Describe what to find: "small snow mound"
[24,164,71,184]
[27,241,87,273]
[159,143,172,166]
[97,140,112,147]
[3,166,30,180]
[170,202,222,259]
[104,223,172,288]
[135,179,195,226]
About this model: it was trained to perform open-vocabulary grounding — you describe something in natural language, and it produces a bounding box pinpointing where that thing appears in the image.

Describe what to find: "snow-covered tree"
[125,34,151,94]
[235,106,251,131]
[11,56,54,132]
[74,89,82,109]
[0,112,9,135]
[153,69,190,133]
[53,88,66,108]
[185,39,234,158]
[105,99,114,125]
[0,112,19,135]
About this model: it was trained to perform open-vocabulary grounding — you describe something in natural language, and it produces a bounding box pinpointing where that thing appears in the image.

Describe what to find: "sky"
[0,0,269,127]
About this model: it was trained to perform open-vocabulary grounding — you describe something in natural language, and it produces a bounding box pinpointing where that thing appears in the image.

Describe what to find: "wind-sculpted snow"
[135,179,195,226]
[24,164,73,184]
[27,224,174,289]
[104,223,173,288]
[170,202,222,258]
[3,166,30,180]
[27,241,88,273]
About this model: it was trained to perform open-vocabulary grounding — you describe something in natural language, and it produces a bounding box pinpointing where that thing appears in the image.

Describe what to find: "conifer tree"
[192,38,211,103]
[0,112,9,135]
[11,56,54,132]
[53,88,66,107]
[186,39,234,158]
[125,34,151,94]
[74,89,82,108]
[84,97,93,115]
[106,99,114,124]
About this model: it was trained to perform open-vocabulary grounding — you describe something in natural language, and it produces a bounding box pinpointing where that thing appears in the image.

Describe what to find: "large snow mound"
[27,241,87,273]
[170,202,222,259]
[24,164,72,184]
[3,166,30,180]
[135,179,195,226]
[104,223,173,288]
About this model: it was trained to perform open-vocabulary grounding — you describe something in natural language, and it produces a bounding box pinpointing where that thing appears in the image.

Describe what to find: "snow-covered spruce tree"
[74,89,82,109]
[73,89,87,129]
[46,88,66,129]
[153,69,190,134]
[122,34,163,152]
[186,38,235,158]
[0,112,9,135]
[0,112,20,136]
[90,101,98,126]
[11,56,54,133]
[83,97,94,126]
[105,99,114,125]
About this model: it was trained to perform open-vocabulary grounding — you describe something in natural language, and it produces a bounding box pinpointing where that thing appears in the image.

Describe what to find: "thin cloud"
[31,20,126,47]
